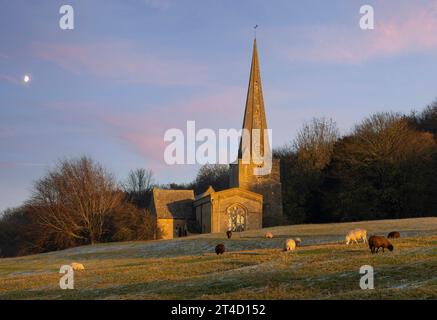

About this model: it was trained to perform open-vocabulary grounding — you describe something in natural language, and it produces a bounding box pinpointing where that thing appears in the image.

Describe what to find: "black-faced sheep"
[215,243,225,255]
[226,230,232,239]
[387,231,401,239]
[368,235,394,254]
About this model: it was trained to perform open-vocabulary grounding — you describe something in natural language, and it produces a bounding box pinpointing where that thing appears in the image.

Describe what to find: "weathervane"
[254,24,259,38]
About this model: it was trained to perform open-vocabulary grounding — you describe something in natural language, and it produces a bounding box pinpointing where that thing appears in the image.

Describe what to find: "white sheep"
[283,239,296,252]
[71,262,85,271]
[345,228,367,245]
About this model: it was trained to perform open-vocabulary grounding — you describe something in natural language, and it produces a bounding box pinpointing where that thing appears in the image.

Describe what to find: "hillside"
[0,217,436,299]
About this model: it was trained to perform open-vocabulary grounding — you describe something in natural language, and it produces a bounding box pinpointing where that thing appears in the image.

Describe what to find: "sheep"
[388,231,401,239]
[71,262,85,271]
[368,235,394,254]
[226,230,232,239]
[265,232,273,239]
[215,243,225,255]
[283,239,296,252]
[294,237,302,246]
[345,228,367,245]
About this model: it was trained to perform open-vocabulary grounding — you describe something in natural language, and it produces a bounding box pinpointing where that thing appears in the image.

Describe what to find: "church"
[149,39,283,239]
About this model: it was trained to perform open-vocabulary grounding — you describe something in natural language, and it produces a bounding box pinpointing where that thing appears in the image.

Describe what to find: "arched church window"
[227,204,247,232]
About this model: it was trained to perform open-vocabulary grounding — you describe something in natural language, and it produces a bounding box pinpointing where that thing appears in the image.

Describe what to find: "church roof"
[150,188,194,219]
[195,186,215,200]
[194,187,262,205]
[238,38,271,159]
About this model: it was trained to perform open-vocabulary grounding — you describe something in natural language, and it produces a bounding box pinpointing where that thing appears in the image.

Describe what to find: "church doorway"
[227,204,247,232]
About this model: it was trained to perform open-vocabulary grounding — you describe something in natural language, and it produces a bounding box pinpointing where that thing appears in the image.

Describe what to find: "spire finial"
[254,24,259,39]
[238,32,269,159]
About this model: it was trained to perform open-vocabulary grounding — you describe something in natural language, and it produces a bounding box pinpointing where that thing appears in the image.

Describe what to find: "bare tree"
[29,156,123,246]
[326,112,437,220]
[125,169,154,193]
[193,164,229,194]
[109,204,160,241]
[294,117,339,170]
[350,112,436,164]
[124,168,154,208]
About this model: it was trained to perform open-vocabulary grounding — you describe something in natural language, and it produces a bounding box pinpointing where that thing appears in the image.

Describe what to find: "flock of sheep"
[69,229,402,272]
[214,229,401,255]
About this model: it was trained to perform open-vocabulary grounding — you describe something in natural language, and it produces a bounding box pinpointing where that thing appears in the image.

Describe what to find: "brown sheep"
[226,230,232,239]
[215,243,225,255]
[368,235,394,254]
[387,231,401,239]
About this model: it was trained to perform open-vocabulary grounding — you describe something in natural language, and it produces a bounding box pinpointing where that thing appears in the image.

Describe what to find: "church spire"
[238,38,270,159]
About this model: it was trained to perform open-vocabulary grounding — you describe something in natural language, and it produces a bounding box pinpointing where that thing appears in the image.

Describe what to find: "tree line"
[276,101,437,224]
[170,101,437,225]
[1,101,437,257]
[0,156,231,257]
[0,159,160,257]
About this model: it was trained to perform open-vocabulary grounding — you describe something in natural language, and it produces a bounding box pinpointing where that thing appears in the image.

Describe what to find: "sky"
[2,0,437,212]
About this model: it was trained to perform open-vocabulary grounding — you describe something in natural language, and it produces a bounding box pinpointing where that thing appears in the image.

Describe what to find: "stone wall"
[230,159,283,227]
[157,218,187,240]
[193,188,263,234]
[212,189,263,233]
[157,218,173,240]
[195,200,212,233]
[215,197,262,233]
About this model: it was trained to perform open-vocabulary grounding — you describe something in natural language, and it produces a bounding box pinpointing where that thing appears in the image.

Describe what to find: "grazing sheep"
[215,243,225,255]
[294,238,302,246]
[345,228,367,245]
[368,235,394,254]
[71,262,85,271]
[265,232,273,239]
[388,231,401,239]
[226,230,232,239]
[283,239,296,252]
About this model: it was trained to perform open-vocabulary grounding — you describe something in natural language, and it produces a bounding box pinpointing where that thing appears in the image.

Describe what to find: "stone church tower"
[150,39,283,240]
[229,39,283,227]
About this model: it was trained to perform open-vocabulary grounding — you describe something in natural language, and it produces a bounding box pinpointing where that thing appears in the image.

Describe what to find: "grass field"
[0,217,436,300]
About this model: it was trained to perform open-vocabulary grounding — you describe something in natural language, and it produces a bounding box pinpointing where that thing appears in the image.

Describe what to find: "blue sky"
[2,0,437,212]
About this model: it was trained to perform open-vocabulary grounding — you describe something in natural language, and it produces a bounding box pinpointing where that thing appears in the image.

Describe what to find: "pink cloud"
[0,162,16,169]
[278,3,437,64]
[101,87,245,166]
[26,88,244,174]
[0,127,16,138]
[42,101,102,112]
[32,41,208,86]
